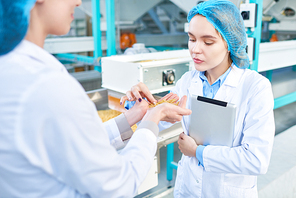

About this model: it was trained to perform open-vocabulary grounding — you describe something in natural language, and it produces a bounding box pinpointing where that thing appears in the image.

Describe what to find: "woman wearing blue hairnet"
[123,0,275,197]
[0,0,192,197]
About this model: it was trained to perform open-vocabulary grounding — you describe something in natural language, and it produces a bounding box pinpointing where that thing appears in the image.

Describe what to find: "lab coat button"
[196,180,199,183]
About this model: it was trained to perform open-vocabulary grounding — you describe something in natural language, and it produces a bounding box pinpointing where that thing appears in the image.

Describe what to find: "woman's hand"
[178,132,198,157]
[158,92,179,103]
[142,95,191,124]
[120,82,157,105]
[123,98,149,127]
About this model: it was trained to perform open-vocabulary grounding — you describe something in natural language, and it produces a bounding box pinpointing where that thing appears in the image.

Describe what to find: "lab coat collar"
[222,64,244,88]
[14,40,67,72]
[187,65,244,100]
[188,70,203,97]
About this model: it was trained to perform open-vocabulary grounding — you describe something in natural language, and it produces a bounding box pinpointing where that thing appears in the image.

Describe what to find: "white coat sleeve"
[203,78,275,175]
[103,114,134,150]
[15,73,157,198]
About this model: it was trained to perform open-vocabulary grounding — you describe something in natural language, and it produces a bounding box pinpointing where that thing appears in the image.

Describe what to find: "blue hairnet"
[0,0,36,56]
[187,0,249,69]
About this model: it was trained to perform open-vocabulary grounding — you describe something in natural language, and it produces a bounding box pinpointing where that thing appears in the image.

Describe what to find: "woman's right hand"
[120,82,157,105]
[142,95,191,124]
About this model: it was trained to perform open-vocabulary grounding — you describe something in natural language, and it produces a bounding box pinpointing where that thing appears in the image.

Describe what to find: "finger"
[159,93,173,102]
[171,115,182,122]
[168,120,177,124]
[171,95,179,102]
[137,83,157,104]
[120,96,129,105]
[125,91,136,101]
[131,86,144,101]
[179,132,185,139]
[178,95,187,109]
[164,93,175,101]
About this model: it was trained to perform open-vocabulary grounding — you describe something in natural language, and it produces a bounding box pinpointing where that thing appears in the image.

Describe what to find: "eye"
[204,42,213,45]
[189,39,195,42]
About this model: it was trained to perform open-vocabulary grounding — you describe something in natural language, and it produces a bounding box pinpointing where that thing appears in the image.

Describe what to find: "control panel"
[240,3,258,28]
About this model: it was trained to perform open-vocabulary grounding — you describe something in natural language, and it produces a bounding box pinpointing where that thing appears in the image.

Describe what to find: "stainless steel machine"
[101,49,192,94]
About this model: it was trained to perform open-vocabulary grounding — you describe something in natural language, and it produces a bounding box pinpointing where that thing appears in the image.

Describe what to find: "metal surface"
[71,70,102,92]
[101,50,192,94]
[148,8,169,34]
[136,33,188,46]
[118,0,162,22]
[87,88,109,110]
[44,37,101,54]
[142,64,189,92]
[258,40,296,72]
[265,0,296,21]
[44,34,188,54]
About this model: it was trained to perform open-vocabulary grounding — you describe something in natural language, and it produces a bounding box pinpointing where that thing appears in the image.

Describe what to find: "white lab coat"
[161,66,275,198]
[0,40,157,198]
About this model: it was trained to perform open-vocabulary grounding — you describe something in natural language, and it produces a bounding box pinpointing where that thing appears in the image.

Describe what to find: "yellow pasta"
[97,99,179,132]
[98,109,137,132]
[148,99,179,108]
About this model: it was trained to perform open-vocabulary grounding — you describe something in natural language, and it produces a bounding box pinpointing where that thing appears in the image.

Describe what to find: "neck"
[25,7,47,48]
[205,55,231,85]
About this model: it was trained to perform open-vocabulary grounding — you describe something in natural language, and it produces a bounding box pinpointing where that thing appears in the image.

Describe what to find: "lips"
[193,58,204,64]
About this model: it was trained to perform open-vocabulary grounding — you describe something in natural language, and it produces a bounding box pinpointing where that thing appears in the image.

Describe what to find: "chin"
[194,64,207,72]
[52,26,71,36]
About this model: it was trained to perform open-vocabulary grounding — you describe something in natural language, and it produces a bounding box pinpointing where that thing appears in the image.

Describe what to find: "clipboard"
[189,95,236,147]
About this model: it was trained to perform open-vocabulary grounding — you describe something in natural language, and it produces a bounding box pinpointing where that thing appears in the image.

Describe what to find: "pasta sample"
[97,99,179,132]
[98,109,137,132]
[149,99,179,108]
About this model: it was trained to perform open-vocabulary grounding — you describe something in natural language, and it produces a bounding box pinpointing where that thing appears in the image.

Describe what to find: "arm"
[16,73,191,197]
[103,114,133,149]
[16,74,157,197]
[104,99,149,149]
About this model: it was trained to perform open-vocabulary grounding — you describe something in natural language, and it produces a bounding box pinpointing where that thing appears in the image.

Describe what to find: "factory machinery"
[42,0,296,196]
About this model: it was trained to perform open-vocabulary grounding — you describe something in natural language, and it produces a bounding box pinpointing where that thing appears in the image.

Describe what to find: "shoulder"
[242,69,271,90]
[179,70,199,82]
[239,69,273,106]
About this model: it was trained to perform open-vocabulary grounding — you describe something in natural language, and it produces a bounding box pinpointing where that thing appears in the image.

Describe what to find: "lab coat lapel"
[214,66,244,102]
[187,72,203,97]
[184,72,203,135]
[19,40,67,73]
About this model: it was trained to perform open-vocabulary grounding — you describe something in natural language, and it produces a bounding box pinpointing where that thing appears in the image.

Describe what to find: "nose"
[192,41,202,54]
[76,0,82,7]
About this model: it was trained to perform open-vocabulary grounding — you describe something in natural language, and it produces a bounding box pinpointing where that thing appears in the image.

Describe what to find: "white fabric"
[160,66,275,198]
[0,40,157,198]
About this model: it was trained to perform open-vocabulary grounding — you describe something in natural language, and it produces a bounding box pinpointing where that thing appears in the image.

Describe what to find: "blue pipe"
[106,0,116,56]
[91,0,102,58]
[274,91,296,109]
[55,53,101,72]
[167,143,178,181]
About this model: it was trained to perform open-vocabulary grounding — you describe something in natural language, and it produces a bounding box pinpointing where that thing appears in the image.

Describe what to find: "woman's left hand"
[158,92,179,103]
[123,98,150,127]
[178,132,198,157]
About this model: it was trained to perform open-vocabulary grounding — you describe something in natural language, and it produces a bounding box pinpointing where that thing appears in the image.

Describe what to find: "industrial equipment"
[101,49,191,94]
